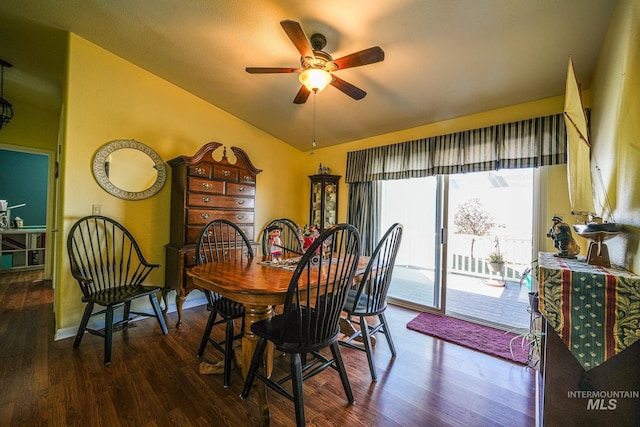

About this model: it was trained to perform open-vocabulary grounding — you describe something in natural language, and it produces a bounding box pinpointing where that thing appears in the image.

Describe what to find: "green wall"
[0,149,48,225]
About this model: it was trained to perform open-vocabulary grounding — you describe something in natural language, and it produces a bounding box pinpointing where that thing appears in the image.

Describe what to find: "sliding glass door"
[445,169,534,329]
[381,176,445,312]
[382,168,535,329]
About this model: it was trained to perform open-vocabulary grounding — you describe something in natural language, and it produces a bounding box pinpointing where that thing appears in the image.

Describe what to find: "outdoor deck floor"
[388,266,533,331]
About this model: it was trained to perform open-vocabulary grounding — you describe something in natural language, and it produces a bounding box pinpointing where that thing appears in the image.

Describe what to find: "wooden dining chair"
[67,215,168,365]
[195,218,254,388]
[338,223,403,381]
[260,218,304,257]
[241,223,361,427]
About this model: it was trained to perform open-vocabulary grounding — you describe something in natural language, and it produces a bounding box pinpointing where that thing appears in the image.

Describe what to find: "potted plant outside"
[488,251,505,273]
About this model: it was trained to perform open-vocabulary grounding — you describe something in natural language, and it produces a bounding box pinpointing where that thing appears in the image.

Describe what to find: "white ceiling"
[0,0,616,151]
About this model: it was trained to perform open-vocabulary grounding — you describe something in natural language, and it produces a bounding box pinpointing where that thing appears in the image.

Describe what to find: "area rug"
[406,312,529,365]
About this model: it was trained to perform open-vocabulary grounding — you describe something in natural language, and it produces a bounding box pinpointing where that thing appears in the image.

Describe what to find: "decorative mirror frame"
[93,139,167,200]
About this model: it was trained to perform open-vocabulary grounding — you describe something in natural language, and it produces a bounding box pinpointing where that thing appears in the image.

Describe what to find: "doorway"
[0,146,54,279]
[382,168,535,330]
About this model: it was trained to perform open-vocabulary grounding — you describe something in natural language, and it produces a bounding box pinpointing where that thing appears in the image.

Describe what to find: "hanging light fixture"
[299,68,332,93]
[300,67,330,155]
[0,59,14,129]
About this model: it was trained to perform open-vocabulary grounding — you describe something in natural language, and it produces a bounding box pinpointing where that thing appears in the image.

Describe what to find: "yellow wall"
[55,34,307,332]
[0,98,59,152]
[590,0,640,271]
[541,164,574,252]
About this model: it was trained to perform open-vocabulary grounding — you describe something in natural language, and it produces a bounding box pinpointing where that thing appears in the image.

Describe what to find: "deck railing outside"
[448,234,532,283]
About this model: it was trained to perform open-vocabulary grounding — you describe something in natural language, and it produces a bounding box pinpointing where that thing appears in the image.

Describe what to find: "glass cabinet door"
[311,181,323,227]
[323,181,337,229]
[309,174,340,232]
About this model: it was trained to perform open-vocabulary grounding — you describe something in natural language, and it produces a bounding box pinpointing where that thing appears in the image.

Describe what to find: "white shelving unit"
[0,228,46,271]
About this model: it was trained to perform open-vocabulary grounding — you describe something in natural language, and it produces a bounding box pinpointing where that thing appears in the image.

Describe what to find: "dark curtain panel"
[346,181,381,256]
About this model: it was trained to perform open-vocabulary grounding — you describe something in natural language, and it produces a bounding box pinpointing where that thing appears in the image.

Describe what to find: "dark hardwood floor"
[0,271,535,426]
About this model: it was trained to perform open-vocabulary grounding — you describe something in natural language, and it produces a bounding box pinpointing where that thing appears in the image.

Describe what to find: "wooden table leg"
[243,304,274,426]
[175,291,186,328]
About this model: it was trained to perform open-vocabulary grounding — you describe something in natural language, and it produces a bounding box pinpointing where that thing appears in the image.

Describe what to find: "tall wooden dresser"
[165,142,262,327]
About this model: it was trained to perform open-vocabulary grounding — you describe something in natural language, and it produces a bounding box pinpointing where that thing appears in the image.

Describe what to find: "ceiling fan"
[246,20,384,104]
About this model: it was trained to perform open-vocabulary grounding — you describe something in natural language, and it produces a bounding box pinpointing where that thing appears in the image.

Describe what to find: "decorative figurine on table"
[301,224,320,252]
[547,216,580,258]
[268,225,283,263]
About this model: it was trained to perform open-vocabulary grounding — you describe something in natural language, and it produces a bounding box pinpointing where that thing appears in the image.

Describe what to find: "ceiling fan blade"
[246,67,301,74]
[332,46,385,70]
[331,75,366,100]
[280,20,314,59]
[293,85,311,104]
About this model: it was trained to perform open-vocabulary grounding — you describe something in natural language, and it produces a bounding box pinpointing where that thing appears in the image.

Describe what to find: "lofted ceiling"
[0,0,616,151]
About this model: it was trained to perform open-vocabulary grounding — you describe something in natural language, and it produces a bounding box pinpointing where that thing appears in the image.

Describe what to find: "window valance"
[345,113,567,183]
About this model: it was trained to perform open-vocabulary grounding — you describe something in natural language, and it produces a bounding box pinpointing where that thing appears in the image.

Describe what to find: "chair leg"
[197,310,218,357]
[359,316,378,381]
[123,301,131,327]
[149,294,169,335]
[223,318,235,388]
[74,302,94,348]
[379,312,396,356]
[290,353,306,427]
[240,337,268,399]
[329,342,355,404]
[104,306,114,365]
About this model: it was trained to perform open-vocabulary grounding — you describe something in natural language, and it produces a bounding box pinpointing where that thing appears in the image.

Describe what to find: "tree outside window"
[453,198,497,259]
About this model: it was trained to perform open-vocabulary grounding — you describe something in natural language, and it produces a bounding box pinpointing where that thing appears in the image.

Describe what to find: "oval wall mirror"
[93,139,167,200]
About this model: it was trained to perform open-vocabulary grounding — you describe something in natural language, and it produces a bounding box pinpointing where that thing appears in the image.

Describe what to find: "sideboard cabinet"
[0,228,46,271]
[165,143,261,326]
[537,252,640,425]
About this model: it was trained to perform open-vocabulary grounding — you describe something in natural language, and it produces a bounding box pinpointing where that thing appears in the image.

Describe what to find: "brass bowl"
[573,223,622,242]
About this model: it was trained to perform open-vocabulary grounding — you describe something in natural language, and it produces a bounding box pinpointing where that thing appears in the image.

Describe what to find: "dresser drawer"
[187,209,254,225]
[188,177,224,194]
[188,193,223,208]
[226,182,255,197]
[188,194,254,210]
[188,164,213,179]
[238,169,256,184]
[186,224,255,244]
[220,195,254,209]
[213,165,238,181]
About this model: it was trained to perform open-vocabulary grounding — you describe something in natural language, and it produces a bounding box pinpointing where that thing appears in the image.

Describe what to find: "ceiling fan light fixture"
[299,68,332,93]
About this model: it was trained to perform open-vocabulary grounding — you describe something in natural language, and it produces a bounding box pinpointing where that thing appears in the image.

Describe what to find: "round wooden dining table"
[186,255,369,425]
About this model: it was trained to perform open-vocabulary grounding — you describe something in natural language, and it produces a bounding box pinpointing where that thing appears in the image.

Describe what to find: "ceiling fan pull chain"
[311,91,317,155]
